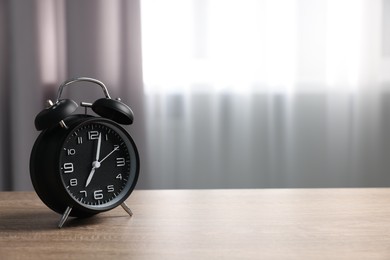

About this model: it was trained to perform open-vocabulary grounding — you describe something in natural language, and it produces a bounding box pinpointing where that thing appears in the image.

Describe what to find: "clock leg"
[58,206,73,228]
[121,202,133,217]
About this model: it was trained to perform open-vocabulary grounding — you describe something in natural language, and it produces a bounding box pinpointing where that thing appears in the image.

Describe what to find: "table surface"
[1,189,390,259]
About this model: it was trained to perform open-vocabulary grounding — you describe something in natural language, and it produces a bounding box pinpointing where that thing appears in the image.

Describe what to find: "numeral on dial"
[88,131,100,140]
[77,137,83,144]
[116,173,122,180]
[94,190,104,200]
[67,149,76,156]
[107,185,114,193]
[116,158,125,167]
[80,190,87,197]
[63,163,74,173]
[70,178,78,187]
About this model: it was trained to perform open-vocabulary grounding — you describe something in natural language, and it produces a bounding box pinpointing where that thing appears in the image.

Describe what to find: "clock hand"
[85,134,102,188]
[85,161,101,188]
[85,145,118,187]
[85,167,95,188]
[96,133,102,161]
[99,146,119,164]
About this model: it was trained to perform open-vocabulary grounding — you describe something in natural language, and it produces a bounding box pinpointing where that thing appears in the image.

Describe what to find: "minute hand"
[99,146,119,164]
[85,133,102,188]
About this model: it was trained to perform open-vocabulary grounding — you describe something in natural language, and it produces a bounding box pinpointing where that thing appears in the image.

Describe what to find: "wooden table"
[1,189,390,259]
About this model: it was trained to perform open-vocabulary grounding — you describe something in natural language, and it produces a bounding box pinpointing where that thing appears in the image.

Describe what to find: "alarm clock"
[30,77,140,228]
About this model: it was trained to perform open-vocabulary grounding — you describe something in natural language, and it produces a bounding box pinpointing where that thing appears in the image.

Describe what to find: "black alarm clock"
[30,77,140,228]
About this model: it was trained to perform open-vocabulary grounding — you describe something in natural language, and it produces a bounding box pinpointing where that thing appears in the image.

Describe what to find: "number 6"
[94,190,103,200]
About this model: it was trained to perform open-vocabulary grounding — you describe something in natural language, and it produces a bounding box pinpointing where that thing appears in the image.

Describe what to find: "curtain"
[2,0,390,191]
[141,0,390,188]
[0,0,146,190]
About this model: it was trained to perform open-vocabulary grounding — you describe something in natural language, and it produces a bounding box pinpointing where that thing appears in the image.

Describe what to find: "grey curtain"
[0,0,146,190]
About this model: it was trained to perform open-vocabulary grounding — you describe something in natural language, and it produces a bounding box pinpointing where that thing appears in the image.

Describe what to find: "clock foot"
[58,206,73,228]
[121,202,133,217]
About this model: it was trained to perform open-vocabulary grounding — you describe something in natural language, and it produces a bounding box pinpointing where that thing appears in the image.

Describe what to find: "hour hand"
[85,161,101,187]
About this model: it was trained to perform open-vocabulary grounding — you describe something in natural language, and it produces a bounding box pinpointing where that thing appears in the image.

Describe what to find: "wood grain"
[1,189,390,259]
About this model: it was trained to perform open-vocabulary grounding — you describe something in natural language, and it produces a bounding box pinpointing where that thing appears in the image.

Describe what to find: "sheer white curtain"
[141,0,390,188]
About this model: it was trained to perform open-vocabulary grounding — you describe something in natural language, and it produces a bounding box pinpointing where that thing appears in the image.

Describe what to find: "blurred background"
[1,0,390,191]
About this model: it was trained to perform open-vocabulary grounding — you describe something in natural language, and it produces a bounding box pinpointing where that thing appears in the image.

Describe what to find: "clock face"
[59,119,138,210]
